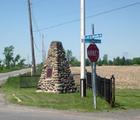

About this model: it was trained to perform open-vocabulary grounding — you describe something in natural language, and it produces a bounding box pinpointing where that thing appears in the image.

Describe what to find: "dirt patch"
[71,66,140,89]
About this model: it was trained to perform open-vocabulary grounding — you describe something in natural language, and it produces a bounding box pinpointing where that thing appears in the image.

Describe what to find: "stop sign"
[87,43,99,62]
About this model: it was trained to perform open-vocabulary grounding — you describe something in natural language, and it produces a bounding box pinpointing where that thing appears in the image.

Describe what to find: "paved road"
[0,104,139,120]
[0,68,30,85]
[0,69,140,120]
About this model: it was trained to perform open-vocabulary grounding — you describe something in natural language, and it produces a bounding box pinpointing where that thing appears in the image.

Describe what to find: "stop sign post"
[87,43,99,109]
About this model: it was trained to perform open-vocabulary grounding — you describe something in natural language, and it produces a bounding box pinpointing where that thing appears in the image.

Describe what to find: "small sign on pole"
[87,43,99,109]
[85,38,101,43]
[85,34,102,44]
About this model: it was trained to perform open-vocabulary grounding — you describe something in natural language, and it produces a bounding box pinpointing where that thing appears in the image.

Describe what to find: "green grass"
[115,89,140,110]
[1,76,140,112]
[1,76,110,112]
[0,67,23,73]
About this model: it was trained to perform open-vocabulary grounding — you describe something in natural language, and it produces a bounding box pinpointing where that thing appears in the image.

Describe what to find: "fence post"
[110,78,112,104]
[111,75,115,107]
[96,75,99,96]
[104,78,106,100]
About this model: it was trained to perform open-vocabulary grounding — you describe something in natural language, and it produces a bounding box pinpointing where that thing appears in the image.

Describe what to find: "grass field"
[0,67,21,73]
[1,77,111,112]
[71,66,140,89]
[1,66,140,112]
[1,73,140,112]
[115,89,140,109]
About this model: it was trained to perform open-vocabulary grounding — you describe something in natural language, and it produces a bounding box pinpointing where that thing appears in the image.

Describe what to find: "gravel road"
[0,104,139,120]
[0,68,30,85]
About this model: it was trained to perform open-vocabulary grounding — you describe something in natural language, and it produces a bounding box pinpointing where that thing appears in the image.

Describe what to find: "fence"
[86,72,115,107]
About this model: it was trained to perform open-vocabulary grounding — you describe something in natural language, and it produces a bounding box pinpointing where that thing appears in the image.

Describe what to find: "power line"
[34,1,140,32]
[34,41,42,53]
[34,18,80,32]
[31,8,42,53]
[32,12,42,37]
[87,1,140,18]
[32,11,42,52]
[32,0,46,5]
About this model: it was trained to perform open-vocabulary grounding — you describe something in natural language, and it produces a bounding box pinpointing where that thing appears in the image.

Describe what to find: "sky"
[0,0,140,64]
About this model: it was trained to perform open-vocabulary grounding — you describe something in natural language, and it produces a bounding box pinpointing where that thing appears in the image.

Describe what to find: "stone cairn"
[37,41,76,93]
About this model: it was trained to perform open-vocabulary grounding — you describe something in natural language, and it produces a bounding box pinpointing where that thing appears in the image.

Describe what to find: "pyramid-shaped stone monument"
[37,41,76,93]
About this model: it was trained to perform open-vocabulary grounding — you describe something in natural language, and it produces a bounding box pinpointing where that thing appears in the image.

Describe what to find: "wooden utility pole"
[28,0,36,75]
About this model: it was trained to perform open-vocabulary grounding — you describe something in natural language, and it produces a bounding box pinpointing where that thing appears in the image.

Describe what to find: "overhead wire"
[31,5,42,53]
[33,1,140,32]
[32,0,46,5]
[87,1,140,18]
[34,41,42,53]
[32,11,42,37]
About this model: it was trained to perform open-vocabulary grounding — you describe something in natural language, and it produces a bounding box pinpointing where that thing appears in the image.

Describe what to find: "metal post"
[91,62,97,109]
[80,0,86,97]
[28,0,36,75]
[92,24,94,35]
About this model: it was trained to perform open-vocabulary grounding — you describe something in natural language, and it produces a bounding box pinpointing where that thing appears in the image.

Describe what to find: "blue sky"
[0,0,140,63]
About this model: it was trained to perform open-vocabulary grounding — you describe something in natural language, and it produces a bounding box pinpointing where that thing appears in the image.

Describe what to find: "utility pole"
[42,34,46,63]
[80,0,86,97]
[28,0,36,75]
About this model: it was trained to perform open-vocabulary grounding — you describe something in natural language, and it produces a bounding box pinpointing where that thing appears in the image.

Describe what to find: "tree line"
[0,45,25,72]
[65,49,93,66]
[65,50,140,66]
[97,54,140,66]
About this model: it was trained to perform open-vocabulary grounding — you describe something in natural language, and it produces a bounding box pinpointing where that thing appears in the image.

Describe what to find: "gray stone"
[37,41,76,93]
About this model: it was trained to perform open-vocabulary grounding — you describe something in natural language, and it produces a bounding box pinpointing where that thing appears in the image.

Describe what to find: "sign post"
[91,62,97,109]
[87,43,99,109]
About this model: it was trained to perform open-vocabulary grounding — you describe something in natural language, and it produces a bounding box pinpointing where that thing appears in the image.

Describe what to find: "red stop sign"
[87,43,99,62]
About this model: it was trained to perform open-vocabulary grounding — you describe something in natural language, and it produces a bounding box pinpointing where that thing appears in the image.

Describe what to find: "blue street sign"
[93,39,101,43]
[93,34,102,38]
[85,34,102,43]
[85,34,102,39]
[85,35,94,40]
[85,38,101,43]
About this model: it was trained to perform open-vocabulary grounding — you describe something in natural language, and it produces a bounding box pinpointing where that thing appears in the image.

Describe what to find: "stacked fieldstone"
[37,41,76,93]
